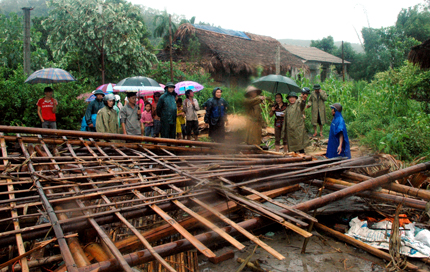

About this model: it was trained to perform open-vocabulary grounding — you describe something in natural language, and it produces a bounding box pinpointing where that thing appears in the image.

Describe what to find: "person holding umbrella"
[244,86,265,145]
[269,93,287,152]
[120,92,141,135]
[85,89,105,132]
[183,89,200,141]
[282,92,309,153]
[37,87,58,129]
[204,87,228,143]
[156,82,177,139]
[96,94,119,134]
[306,84,328,137]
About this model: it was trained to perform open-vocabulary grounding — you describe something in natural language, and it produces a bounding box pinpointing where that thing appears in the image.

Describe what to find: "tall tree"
[0,13,47,78]
[45,0,156,83]
[153,10,177,48]
[310,36,336,54]
[396,4,430,42]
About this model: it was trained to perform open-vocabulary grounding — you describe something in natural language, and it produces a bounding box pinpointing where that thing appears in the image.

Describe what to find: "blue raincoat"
[326,111,351,159]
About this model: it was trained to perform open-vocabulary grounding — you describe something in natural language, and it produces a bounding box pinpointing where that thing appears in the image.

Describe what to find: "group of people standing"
[36,82,349,159]
[244,84,350,159]
[78,82,229,143]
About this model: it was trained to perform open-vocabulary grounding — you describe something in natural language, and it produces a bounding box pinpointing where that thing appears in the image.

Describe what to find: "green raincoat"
[282,97,308,152]
[156,91,177,139]
[96,107,119,134]
[307,90,328,126]
[244,96,263,145]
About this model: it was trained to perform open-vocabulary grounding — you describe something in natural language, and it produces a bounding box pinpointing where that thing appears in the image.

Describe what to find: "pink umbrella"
[96,83,116,93]
[175,81,204,95]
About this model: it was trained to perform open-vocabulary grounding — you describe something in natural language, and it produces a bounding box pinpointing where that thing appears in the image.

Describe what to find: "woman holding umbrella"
[204,87,228,143]
[243,86,265,145]
[281,92,309,153]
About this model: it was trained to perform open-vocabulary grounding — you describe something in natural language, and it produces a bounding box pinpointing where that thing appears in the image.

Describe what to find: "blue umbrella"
[24,68,76,84]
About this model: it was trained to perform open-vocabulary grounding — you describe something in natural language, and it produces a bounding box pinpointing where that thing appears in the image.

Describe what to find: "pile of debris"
[0,125,429,272]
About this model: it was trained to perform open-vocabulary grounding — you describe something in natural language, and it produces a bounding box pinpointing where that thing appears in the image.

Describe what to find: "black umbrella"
[251,74,301,94]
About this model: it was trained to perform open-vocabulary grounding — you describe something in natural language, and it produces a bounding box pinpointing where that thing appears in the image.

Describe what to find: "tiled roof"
[282,44,351,64]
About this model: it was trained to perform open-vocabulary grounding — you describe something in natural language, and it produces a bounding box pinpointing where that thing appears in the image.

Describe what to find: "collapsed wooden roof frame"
[0,125,429,272]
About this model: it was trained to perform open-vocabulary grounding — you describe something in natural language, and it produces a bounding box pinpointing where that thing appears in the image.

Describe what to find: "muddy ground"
[198,226,428,272]
[196,115,426,271]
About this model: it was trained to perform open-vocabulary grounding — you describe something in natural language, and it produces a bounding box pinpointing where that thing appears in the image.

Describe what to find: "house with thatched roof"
[408,39,430,69]
[282,44,351,81]
[157,24,307,87]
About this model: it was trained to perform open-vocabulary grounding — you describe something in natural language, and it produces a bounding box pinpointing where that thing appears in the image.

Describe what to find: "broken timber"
[0,125,428,272]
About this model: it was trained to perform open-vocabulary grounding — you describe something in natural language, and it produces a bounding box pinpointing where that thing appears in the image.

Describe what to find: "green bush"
[0,66,92,130]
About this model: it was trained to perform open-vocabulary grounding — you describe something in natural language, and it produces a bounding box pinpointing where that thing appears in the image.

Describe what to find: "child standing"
[176,97,186,139]
[141,103,154,137]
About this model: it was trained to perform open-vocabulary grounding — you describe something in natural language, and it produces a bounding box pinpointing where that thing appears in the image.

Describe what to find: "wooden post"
[169,15,174,82]
[22,7,33,76]
[276,45,280,75]
[341,41,345,82]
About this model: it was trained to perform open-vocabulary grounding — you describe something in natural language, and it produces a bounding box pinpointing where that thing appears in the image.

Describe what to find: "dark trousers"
[161,123,176,139]
[185,120,199,136]
[42,121,57,129]
[209,121,225,143]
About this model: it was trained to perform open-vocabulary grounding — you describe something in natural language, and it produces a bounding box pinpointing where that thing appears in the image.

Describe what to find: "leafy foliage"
[0,66,90,130]
[44,0,157,83]
[310,36,335,54]
[396,4,430,42]
[0,13,48,79]
[301,66,430,161]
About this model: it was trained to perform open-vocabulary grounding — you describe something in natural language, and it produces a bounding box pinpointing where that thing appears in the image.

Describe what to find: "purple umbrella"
[175,81,204,95]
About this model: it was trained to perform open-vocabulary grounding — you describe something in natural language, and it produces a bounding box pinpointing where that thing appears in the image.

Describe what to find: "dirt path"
[198,225,427,272]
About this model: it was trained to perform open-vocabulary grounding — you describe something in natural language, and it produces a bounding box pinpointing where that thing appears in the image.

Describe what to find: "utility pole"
[341,41,345,82]
[22,7,33,76]
[276,45,280,75]
[169,15,174,82]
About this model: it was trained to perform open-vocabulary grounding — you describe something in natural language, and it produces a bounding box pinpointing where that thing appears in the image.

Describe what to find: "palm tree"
[153,10,177,47]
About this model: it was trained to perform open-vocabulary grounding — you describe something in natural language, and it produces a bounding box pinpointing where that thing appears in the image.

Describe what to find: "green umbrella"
[251,74,301,95]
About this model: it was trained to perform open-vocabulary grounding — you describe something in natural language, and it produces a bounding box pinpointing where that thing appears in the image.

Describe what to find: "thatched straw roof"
[158,24,307,75]
[408,39,430,69]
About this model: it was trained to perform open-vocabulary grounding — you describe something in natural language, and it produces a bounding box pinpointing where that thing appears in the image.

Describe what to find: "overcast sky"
[130,0,425,44]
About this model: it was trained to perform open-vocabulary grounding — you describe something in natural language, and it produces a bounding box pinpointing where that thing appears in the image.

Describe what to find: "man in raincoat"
[96,94,119,134]
[282,92,309,153]
[85,89,105,132]
[156,82,177,139]
[244,86,265,145]
[307,84,327,137]
[326,103,351,159]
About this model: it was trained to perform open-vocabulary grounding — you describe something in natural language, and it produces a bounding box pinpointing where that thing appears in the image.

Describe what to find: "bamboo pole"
[60,136,135,272]
[309,179,426,210]
[0,134,30,272]
[0,125,258,151]
[16,135,78,272]
[78,161,430,271]
[295,161,430,213]
[84,138,177,272]
[343,171,430,201]
[114,185,300,253]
